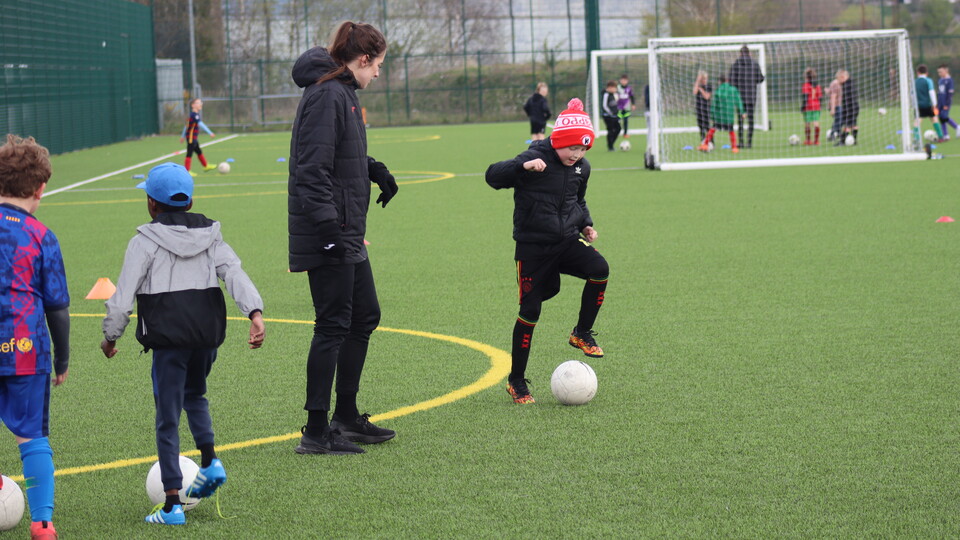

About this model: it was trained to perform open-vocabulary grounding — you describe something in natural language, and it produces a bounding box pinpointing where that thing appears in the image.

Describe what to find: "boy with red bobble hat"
[486,98,610,404]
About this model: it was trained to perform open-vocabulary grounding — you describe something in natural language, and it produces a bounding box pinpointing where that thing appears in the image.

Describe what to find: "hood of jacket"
[137,212,220,259]
[291,46,358,89]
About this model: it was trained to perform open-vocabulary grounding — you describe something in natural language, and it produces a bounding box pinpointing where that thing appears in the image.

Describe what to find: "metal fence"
[0,0,158,155]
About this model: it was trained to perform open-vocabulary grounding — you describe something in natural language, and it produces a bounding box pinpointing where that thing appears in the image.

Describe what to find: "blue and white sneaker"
[145,503,185,525]
[185,458,226,499]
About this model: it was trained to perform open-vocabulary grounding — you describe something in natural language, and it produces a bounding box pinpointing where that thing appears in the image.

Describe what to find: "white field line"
[44,134,240,197]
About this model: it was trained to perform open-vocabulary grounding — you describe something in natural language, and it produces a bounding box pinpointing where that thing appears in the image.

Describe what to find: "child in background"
[836,70,860,146]
[523,82,551,142]
[101,162,265,525]
[801,68,823,145]
[913,65,943,144]
[826,71,843,141]
[693,71,713,142]
[0,135,69,540]
[179,99,217,176]
[699,75,743,154]
[616,74,636,138]
[601,80,621,151]
[937,65,957,141]
[486,98,609,404]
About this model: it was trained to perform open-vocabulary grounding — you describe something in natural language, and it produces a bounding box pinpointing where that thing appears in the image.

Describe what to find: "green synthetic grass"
[2,123,958,537]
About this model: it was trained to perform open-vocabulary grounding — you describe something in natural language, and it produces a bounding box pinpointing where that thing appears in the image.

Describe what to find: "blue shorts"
[0,374,50,439]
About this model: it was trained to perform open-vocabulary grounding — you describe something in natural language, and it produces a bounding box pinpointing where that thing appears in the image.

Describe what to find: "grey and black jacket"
[103,212,263,350]
[485,138,593,245]
[288,46,384,271]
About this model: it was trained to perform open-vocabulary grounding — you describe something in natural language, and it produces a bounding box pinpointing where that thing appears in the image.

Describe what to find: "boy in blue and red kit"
[486,99,609,404]
[179,99,217,176]
[101,163,265,525]
[0,135,69,540]
[938,65,957,141]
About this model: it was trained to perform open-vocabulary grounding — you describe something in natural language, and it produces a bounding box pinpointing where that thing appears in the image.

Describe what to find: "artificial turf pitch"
[3,122,957,537]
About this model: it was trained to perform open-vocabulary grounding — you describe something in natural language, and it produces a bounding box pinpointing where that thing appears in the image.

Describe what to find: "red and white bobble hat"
[550,98,595,150]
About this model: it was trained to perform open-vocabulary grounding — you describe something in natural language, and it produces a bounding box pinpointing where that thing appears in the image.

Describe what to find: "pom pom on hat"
[550,98,595,150]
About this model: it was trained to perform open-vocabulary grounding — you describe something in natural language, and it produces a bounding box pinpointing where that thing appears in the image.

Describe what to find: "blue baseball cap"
[137,163,193,206]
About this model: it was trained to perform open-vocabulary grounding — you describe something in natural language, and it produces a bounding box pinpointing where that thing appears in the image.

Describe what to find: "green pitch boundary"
[9,314,509,482]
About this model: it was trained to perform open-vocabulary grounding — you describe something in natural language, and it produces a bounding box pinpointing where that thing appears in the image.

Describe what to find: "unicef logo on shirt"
[0,337,33,354]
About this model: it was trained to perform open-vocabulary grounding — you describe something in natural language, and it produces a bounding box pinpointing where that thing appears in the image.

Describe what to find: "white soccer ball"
[0,476,24,531]
[924,129,937,142]
[845,134,855,146]
[618,139,631,151]
[878,107,887,116]
[217,162,231,174]
[788,134,800,145]
[550,360,598,406]
[146,456,201,511]
[707,141,715,152]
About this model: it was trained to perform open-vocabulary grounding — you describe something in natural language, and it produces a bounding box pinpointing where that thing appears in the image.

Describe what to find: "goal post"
[645,29,924,171]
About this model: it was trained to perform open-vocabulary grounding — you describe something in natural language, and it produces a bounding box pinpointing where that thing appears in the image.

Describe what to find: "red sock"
[805,125,811,142]
[198,154,208,167]
[705,128,716,144]
[815,126,820,143]
[729,131,737,148]
[184,157,192,171]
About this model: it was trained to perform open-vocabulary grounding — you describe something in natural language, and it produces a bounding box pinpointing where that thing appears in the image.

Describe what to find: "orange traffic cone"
[85,278,116,300]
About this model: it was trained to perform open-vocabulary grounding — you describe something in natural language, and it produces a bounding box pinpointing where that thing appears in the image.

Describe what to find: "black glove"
[316,220,345,258]
[369,160,398,208]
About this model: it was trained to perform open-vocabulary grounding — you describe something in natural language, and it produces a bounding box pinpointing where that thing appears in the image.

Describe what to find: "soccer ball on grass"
[845,134,855,146]
[217,162,231,174]
[924,129,938,142]
[788,134,800,145]
[0,476,24,531]
[618,139,631,151]
[146,455,201,511]
[550,360,598,405]
[878,107,887,116]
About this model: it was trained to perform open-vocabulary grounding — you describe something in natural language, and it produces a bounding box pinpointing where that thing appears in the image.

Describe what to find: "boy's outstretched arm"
[248,310,265,349]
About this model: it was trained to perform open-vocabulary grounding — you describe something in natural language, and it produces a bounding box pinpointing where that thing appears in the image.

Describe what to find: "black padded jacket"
[288,47,380,271]
[485,138,593,246]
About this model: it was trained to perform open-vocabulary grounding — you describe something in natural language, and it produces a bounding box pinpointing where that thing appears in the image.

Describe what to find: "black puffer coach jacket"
[288,46,381,271]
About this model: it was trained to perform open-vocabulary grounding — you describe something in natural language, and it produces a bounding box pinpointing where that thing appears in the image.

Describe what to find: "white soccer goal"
[645,29,924,171]
[587,46,769,137]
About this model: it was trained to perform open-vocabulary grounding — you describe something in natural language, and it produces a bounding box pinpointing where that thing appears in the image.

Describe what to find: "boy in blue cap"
[101,162,265,525]
[0,134,69,540]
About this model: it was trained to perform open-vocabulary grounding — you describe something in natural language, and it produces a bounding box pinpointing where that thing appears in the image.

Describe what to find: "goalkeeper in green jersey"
[698,75,744,154]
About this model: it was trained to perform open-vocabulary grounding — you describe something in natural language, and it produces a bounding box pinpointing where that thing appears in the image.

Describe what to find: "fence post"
[477,51,483,117]
[258,59,265,126]
[404,54,411,120]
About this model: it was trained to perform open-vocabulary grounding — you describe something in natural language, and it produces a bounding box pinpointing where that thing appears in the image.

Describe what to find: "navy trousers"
[152,348,217,491]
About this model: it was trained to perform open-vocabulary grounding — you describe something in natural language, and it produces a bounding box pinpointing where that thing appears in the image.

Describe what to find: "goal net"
[645,30,923,170]
[587,46,769,138]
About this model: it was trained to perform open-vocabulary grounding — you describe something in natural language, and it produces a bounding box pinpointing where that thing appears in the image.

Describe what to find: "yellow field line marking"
[12,315,508,481]
[40,171,455,206]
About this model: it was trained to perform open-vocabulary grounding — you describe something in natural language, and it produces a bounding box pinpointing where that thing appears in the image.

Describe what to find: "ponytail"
[317,21,386,85]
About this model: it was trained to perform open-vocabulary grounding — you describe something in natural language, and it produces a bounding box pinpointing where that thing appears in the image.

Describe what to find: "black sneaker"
[329,413,396,444]
[294,426,365,455]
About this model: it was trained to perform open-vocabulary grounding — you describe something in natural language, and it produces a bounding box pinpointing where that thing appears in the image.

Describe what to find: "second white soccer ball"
[146,455,201,511]
[0,476,24,531]
[550,360,598,405]
[878,107,887,116]
[788,134,800,145]
[845,134,855,146]
[618,139,631,151]
[924,129,937,142]
[217,162,231,174]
